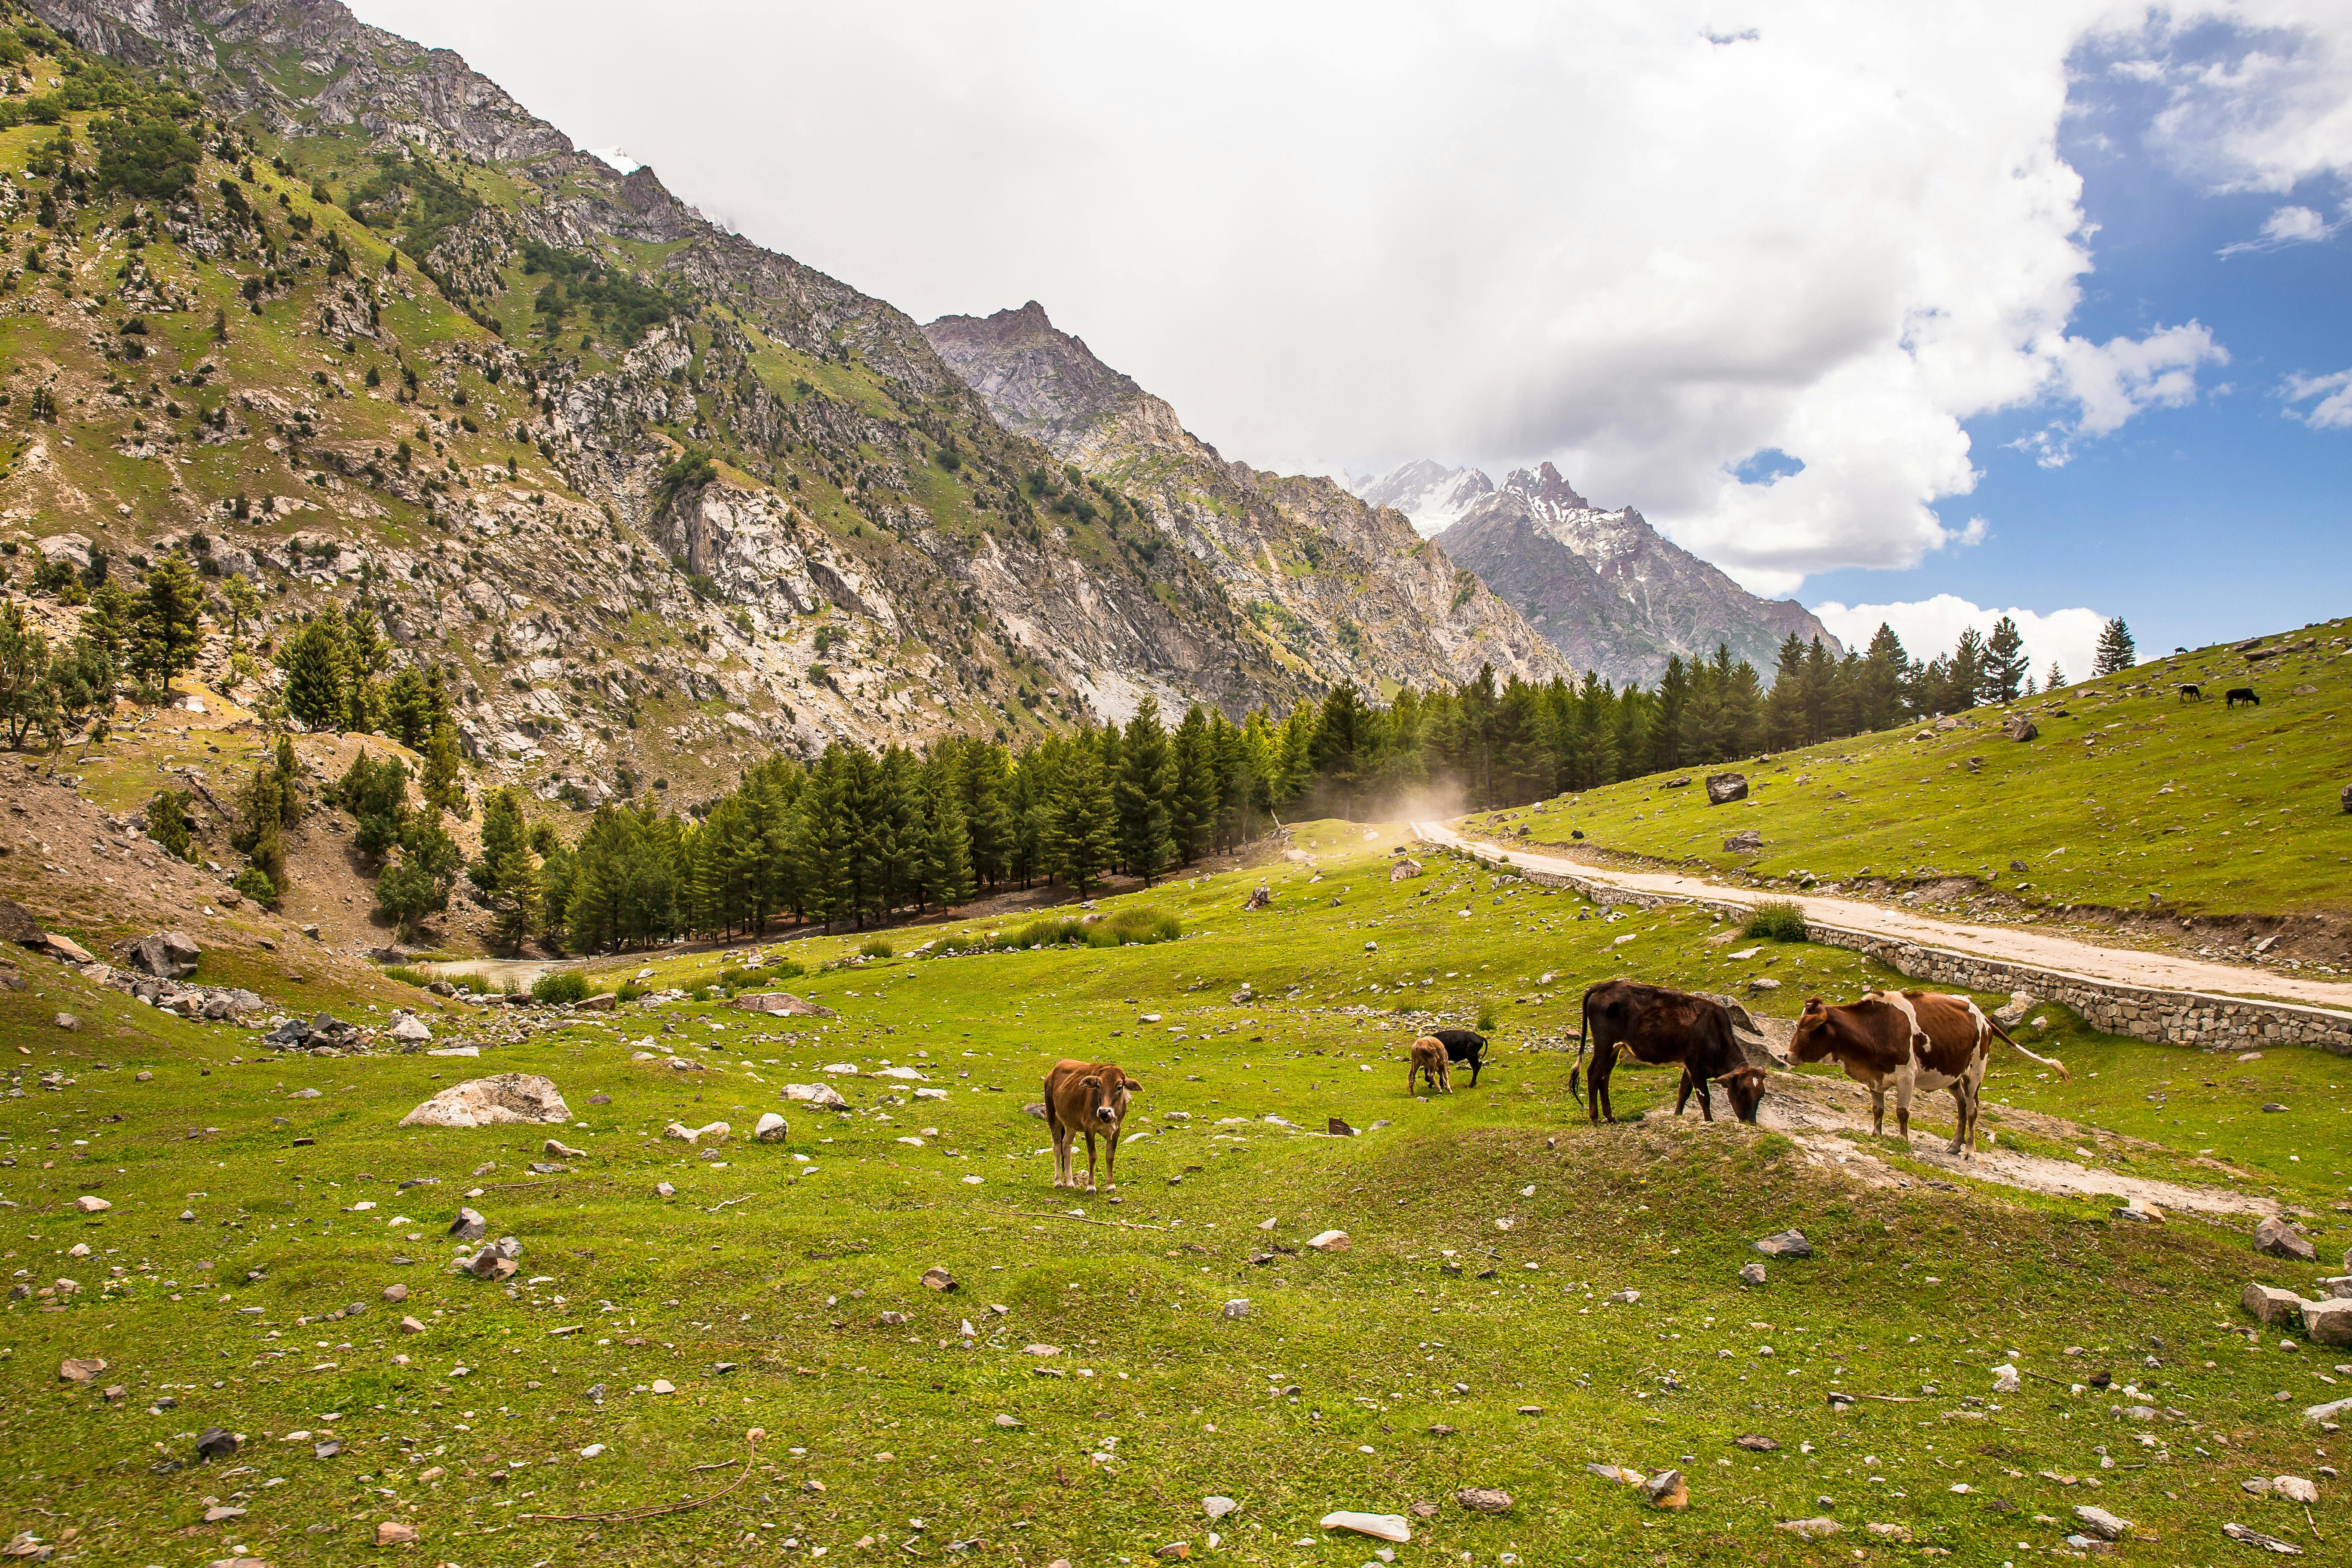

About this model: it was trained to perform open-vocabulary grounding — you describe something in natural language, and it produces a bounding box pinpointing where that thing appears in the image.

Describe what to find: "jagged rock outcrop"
[924,303,1568,692]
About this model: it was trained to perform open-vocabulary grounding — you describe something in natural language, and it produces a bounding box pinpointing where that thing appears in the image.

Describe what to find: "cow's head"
[1079,1067,1140,1125]
[1788,997,1834,1063]
[1715,1065,1768,1123]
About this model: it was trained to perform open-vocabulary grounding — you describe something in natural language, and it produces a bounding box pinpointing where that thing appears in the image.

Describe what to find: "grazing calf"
[1789,990,2068,1157]
[1043,1059,1141,1191]
[2177,683,2202,702]
[2227,687,2260,707]
[1572,979,1767,1125]
[1424,1026,1488,1086]
[1408,1036,1452,1095]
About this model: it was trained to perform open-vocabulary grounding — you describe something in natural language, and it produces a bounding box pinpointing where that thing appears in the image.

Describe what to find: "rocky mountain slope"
[1351,460,1841,683]
[923,302,1566,695]
[6,0,1393,821]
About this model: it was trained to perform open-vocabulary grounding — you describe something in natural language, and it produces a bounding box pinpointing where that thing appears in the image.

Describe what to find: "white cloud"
[2280,368,2352,428]
[1811,596,2112,683]
[346,0,2325,592]
[2217,201,2340,254]
[2096,2,2352,197]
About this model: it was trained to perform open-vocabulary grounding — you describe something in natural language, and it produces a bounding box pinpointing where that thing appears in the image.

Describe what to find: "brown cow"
[1044,1059,1142,1191]
[1572,979,1768,1125]
[1408,1036,1452,1095]
[1789,990,2067,1156]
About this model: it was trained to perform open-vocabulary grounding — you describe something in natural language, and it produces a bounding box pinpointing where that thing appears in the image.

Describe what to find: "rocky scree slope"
[923,301,1569,694]
[12,0,1324,815]
[1353,459,1841,684]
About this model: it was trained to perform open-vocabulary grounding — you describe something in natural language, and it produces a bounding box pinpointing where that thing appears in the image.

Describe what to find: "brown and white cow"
[1572,979,1769,1125]
[1043,1059,1142,1191]
[1789,989,2067,1157]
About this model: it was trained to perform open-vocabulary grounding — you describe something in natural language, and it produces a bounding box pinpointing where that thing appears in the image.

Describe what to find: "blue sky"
[1808,46,2352,664]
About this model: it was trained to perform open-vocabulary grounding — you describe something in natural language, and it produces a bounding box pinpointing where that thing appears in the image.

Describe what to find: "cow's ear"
[1124,1079,1143,1094]
[1801,996,1825,1014]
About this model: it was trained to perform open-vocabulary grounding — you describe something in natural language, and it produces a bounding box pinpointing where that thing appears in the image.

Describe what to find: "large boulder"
[2243,1282,2305,1327]
[398,1074,572,1128]
[1723,829,1763,852]
[127,931,202,980]
[2255,1216,2318,1262]
[732,990,836,1018]
[2306,1297,2352,1348]
[0,895,43,946]
[784,1082,848,1110]
[1389,858,1423,882]
[36,931,95,965]
[1705,772,1749,805]
[2003,714,2039,742]
[387,1012,433,1043]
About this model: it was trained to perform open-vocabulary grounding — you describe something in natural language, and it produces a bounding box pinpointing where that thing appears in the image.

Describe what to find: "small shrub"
[229,864,279,908]
[614,981,645,1003]
[530,969,592,1004]
[857,937,894,959]
[1744,899,1809,942]
[1475,999,1499,1032]
[379,964,433,989]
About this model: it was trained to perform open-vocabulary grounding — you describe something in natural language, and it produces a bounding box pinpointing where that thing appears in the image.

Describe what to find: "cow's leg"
[1469,1055,1480,1088]
[1595,1046,1619,1124]
[1895,1072,1914,1144]
[1049,1121,1070,1188]
[1948,1082,1972,1156]
[1697,1073,1715,1122]
[1673,1068,1694,1117]
[1104,1129,1119,1189]
[1438,1059,1451,1094]
[1083,1129,1099,1193]
[1868,1083,1885,1136]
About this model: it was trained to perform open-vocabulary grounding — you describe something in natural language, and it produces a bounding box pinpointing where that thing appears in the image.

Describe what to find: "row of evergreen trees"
[481,611,2140,952]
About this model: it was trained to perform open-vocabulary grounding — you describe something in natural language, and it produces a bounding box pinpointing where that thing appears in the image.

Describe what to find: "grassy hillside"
[1495,619,2352,939]
[4,825,2347,1564]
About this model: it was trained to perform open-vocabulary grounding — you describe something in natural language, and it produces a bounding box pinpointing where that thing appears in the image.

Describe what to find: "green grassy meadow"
[1500,620,2352,929]
[3,828,2349,1566]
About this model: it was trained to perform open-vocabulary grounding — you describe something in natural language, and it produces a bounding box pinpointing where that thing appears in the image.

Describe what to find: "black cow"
[2177,684,2201,702]
[2226,687,2260,707]
[1572,979,1767,1125]
[1423,1026,1488,1087]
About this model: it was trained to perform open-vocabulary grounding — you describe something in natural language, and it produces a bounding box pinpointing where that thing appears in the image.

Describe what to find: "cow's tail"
[1570,988,1592,1096]
[1980,1009,2070,1081]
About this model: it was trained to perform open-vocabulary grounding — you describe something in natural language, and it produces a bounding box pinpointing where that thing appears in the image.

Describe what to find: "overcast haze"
[353,0,2352,669]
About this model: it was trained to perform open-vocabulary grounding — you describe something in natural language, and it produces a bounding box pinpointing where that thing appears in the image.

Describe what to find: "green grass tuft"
[1743,898,1810,941]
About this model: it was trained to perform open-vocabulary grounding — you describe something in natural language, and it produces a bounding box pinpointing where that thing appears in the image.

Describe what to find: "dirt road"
[1412,820,2352,1013]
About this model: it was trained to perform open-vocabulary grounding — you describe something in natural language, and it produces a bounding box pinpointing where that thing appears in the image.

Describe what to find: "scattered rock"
[1735,1435,1779,1452]
[1705,772,1749,805]
[71,1195,110,1213]
[2222,1522,2305,1554]
[448,1209,487,1244]
[52,1012,78,1032]
[1992,1364,2021,1393]
[126,930,202,980]
[784,1082,848,1110]
[58,1357,106,1384]
[37,932,95,965]
[1389,859,1422,882]
[654,1182,675,1198]
[2255,1217,2318,1262]
[1221,1299,1251,1320]
[2244,1283,2305,1327]
[398,1074,572,1128]
[1588,1464,1646,1486]
[1754,1229,1814,1259]
[2272,1476,2319,1505]
[1319,1512,1410,1544]
[2306,1298,2352,1348]
[1327,1117,1355,1136]
[195,1426,239,1459]
[1991,992,2034,1027]
[1605,1288,1640,1305]
[2072,1506,2131,1541]
[1242,884,1271,910]
[1643,1469,1689,1510]
[2004,715,2039,742]
[1456,1487,1513,1514]
[543,1139,585,1158]
[2113,1199,2166,1224]
[665,1120,730,1144]
[755,1112,789,1143]
[386,1013,432,1044]
[399,1316,425,1334]
[374,1520,419,1546]
[1748,976,1782,992]
[1307,1230,1350,1253]
[1204,1496,1238,1519]
[1723,829,1763,852]
[1152,1544,1190,1560]
[1739,1262,1768,1287]
[1866,1523,1912,1542]
[921,1267,958,1292]
[1776,1518,1841,1539]
[383,1283,408,1303]
[732,991,836,1017]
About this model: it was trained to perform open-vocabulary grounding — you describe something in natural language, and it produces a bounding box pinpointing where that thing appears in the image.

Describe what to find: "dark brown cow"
[1572,979,1768,1125]
[1788,989,2067,1156]
[1043,1059,1142,1191]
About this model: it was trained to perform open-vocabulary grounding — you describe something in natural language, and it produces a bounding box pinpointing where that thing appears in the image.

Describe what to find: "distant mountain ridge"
[1349,460,1841,684]
[924,304,1571,694]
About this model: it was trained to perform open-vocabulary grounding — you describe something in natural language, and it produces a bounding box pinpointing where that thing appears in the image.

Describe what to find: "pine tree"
[920,788,975,909]
[1114,698,1176,882]
[1171,706,1220,864]
[487,844,540,952]
[2045,659,2068,690]
[280,617,348,731]
[422,718,465,817]
[127,554,205,695]
[2092,617,2135,677]
[1050,741,1116,895]
[1984,615,2029,704]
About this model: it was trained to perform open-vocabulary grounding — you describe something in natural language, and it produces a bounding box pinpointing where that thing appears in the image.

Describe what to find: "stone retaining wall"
[1456,847,2352,1057]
